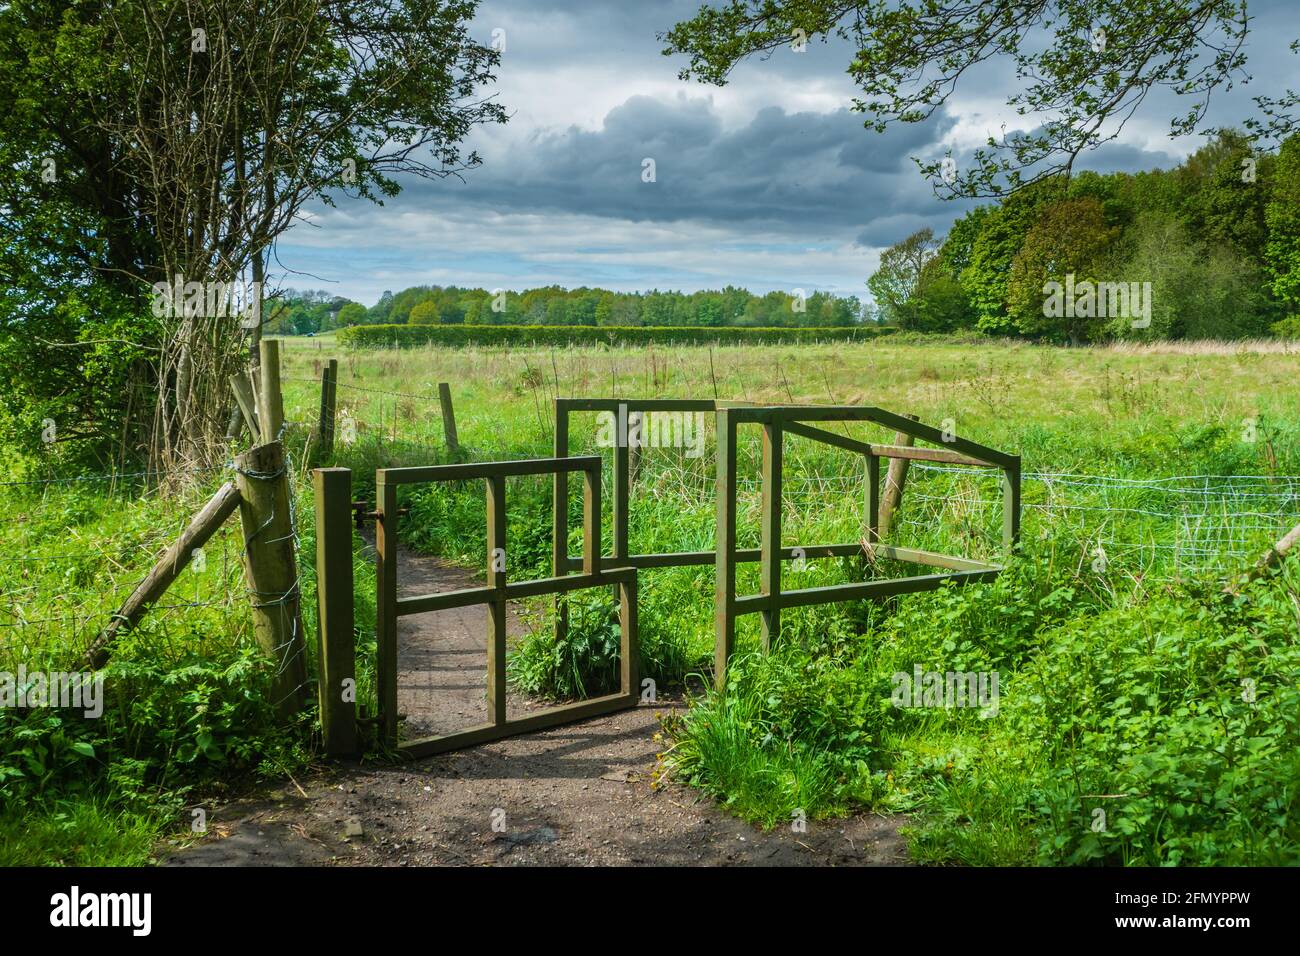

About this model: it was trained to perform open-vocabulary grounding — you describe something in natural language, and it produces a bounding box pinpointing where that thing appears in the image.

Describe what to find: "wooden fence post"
[233,440,309,716]
[486,474,508,726]
[1002,460,1022,552]
[375,473,399,744]
[613,403,630,602]
[258,339,284,443]
[879,414,919,540]
[437,382,459,454]
[552,400,571,653]
[865,454,881,545]
[318,359,337,456]
[313,467,357,755]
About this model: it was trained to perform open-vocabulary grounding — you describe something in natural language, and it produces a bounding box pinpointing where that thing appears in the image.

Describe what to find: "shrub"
[408,301,443,325]
[1270,315,1300,339]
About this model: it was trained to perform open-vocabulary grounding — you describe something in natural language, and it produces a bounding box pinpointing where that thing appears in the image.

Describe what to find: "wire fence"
[626,447,1299,580]
[0,448,314,708]
[280,370,1299,581]
[6,371,1296,672]
[902,466,1299,577]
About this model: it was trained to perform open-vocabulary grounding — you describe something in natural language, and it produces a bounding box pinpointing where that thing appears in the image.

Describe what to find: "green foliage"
[1265,134,1300,318]
[663,536,1300,864]
[1007,197,1119,342]
[663,1,1262,197]
[662,648,882,828]
[961,182,1056,333]
[871,133,1300,342]
[0,0,505,465]
[868,228,972,332]
[336,302,368,327]
[0,471,377,863]
[1271,316,1300,339]
[337,323,894,349]
[511,591,623,700]
[266,290,355,335]
[295,283,868,333]
[0,796,162,866]
[0,277,156,469]
[407,300,443,325]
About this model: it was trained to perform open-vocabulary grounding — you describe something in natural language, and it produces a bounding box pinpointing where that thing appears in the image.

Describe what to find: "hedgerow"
[336,324,895,349]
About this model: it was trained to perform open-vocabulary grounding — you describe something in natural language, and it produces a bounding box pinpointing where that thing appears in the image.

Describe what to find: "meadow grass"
[3,335,1297,864]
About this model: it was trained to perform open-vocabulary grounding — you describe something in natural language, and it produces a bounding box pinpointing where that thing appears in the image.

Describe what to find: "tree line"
[267,285,867,334]
[868,131,1300,342]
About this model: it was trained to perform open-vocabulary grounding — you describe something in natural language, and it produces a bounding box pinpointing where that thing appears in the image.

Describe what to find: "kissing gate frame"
[712,404,1019,689]
[553,399,1020,690]
[375,456,638,757]
[363,398,1017,753]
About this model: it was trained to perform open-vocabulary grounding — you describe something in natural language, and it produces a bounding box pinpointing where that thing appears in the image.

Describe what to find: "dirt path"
[164,547,909,866]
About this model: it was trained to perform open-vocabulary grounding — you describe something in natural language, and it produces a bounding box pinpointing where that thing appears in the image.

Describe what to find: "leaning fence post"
[879,413,919,540]
[313,467,357,755]
[81,482,242,670]
[258,339,284,443]
[318,359,337,456]
[233,440,309,717]
[229,370,260,442]
[437,382,459,455]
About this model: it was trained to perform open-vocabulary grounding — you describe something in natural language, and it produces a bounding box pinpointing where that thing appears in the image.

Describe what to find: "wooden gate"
[373,456,639,757]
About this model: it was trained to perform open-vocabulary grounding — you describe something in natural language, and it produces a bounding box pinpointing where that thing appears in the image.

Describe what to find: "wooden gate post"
[375,474,399,744]
[437,382,459,455]
[714,408,738,691]
[552,401,571,651]
[313,467,357,755]
[234,440,309,716]
[1002,460,1022,551]
[759,419,782,652]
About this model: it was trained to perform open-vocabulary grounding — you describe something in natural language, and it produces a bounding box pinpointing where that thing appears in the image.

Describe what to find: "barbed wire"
[282,374,437,403]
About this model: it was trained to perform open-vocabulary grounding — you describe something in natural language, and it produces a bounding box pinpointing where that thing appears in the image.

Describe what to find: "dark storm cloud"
[403,96,961,234]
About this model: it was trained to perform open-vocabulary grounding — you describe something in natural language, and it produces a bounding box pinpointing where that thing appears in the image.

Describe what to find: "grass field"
[4,335,1298,864]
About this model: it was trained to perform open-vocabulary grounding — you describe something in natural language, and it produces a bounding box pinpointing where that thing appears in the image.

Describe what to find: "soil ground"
[164,546,909,866]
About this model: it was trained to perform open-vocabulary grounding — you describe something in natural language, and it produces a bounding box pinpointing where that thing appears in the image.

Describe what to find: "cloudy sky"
[275,0,1300,306]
